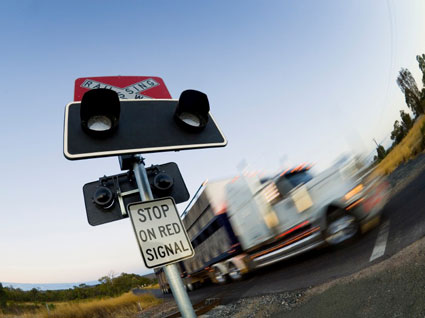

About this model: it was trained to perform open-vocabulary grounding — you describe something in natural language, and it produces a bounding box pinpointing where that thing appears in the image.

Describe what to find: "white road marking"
[369,220,390,262]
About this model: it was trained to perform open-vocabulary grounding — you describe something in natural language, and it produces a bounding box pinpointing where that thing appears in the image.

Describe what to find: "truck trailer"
[157,158,389,291]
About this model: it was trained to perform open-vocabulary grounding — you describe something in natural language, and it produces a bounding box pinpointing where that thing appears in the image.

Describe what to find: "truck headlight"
[344,184,364,201]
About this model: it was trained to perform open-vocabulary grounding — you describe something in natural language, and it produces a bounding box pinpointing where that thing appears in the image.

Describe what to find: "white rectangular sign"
[128,197,194,268]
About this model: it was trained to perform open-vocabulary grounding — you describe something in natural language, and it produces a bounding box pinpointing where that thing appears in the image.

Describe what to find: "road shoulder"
[269,234,425,318]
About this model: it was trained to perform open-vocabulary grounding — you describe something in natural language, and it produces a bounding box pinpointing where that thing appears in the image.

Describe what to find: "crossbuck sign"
[74,76,172,101]
[128,197,194,268]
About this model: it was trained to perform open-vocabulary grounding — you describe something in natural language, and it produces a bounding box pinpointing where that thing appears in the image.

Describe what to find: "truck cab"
[226,159,389,270]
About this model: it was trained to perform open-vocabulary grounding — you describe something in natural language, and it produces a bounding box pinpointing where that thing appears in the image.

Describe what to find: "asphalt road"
[160,165,425,305]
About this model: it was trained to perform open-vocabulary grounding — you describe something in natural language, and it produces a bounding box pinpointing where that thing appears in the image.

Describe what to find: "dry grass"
[0,292,162,318]
[0,302,42,318]
[373,115,425,176]
[0,313,37,318]
[142,283,160,289]
[44,292,161,318]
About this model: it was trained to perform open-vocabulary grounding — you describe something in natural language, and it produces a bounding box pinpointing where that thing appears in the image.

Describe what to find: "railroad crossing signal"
[64,75,221,318]
[83,162,189,226]
[63,89,227,160]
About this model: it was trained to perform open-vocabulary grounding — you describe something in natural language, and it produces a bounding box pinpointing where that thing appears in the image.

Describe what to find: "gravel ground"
[137,291,306,318]
[269,232,425,318]
[139,153,425,318]
[200,291,305,318]
[385,153,425,196]
[137,298,177,318]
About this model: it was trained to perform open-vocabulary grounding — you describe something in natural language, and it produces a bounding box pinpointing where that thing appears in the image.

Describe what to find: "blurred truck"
[156,158,390,293]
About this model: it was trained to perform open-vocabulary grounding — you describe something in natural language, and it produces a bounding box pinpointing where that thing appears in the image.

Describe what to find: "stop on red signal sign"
[74,76,172,101]
[128,197,194,268]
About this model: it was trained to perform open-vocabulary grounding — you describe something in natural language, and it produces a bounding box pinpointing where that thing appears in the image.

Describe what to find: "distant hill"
[2,272,156,291]
[141,272,156,280]
[2,281,99,291]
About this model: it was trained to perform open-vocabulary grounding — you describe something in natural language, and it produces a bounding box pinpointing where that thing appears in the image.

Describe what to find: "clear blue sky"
[1,0,424,284]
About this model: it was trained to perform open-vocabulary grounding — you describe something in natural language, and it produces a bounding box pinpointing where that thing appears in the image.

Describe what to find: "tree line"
[0,272,156,305]
[375,54,425,161]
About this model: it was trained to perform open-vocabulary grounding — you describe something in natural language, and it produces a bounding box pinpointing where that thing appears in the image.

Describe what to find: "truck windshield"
[286,171,313,187]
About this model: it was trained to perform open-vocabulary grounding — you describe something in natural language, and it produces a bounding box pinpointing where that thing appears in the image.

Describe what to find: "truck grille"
[250,223,320,260]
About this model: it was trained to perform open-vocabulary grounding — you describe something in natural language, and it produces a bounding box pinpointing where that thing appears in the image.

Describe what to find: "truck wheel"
[325,210,358,245]
[213,266,227,284]
[228,263,243,281]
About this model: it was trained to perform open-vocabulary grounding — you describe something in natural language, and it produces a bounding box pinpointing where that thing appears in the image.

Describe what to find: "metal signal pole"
[132,156,196,318]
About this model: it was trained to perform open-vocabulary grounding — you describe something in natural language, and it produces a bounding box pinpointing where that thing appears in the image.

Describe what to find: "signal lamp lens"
[153,173,174,192]
[174,90,209,131]
[80,89,120,138]
[93,187,115,209]
[178,112,202,127]
[87,116,113,131]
